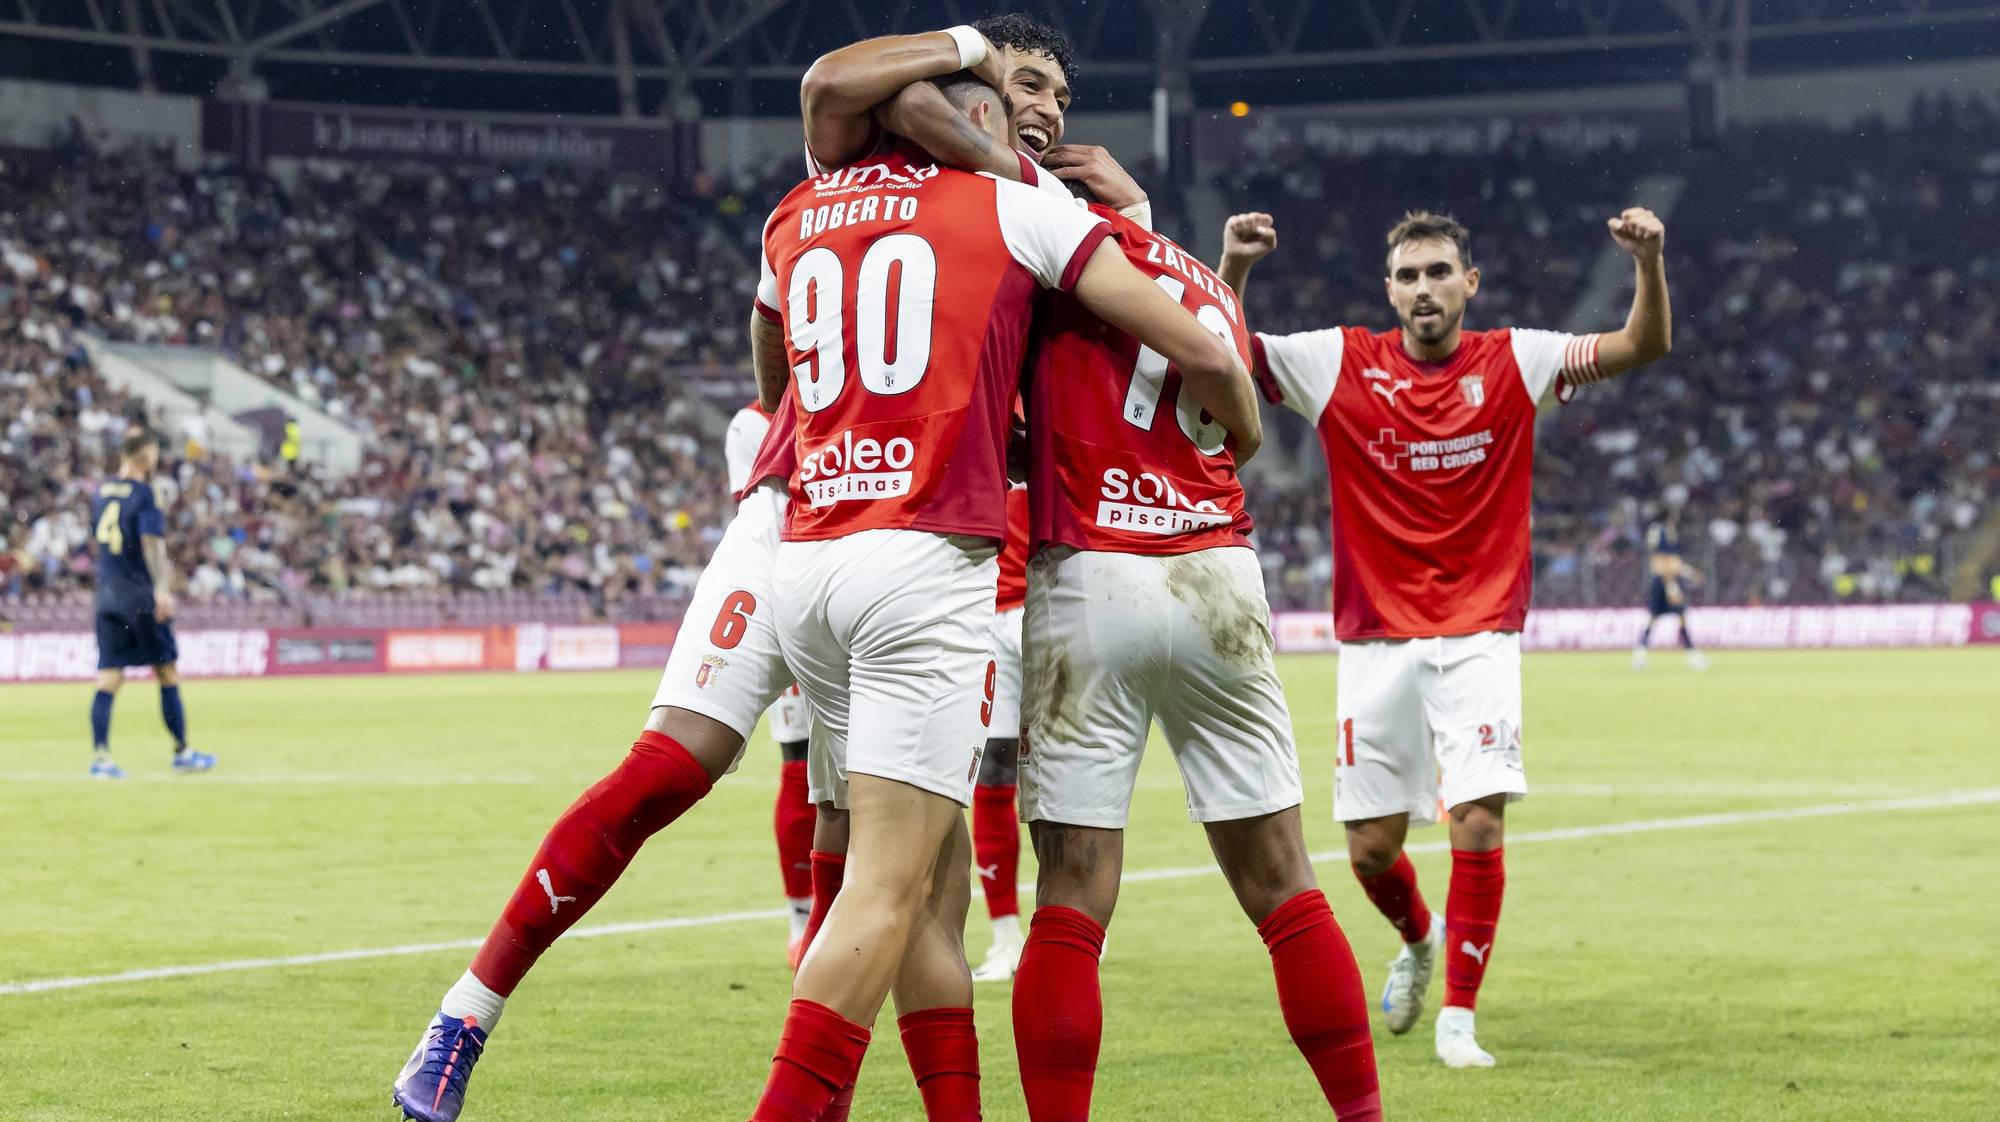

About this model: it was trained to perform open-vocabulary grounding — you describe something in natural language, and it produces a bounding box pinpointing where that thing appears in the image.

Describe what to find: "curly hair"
[973,13,1079,90]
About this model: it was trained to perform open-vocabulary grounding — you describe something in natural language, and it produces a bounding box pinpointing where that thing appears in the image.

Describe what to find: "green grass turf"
[2,649,1995,1121]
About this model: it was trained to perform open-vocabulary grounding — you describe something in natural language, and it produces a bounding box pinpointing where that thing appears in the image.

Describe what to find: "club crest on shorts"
[695,655,727,688]
[1459,374,1485,408]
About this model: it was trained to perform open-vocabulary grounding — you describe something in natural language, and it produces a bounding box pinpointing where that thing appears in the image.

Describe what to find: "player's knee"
[154,663,179,686]
[978,740,1018,786]
[643,705,742,782]
[1448,796,1506,845]
[1346,834,1401,879]
[813,804,850,855]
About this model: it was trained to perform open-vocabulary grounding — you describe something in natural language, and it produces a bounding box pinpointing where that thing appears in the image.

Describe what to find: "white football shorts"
[650,481,799,770]
[1018,545,1304,829]
[777,529,998,809]
[987,605,1025,742]
[1332,630,1528,826]
[765,683,810,746]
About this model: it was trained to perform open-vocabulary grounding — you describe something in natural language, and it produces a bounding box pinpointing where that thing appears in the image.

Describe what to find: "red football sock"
[799,850,846,964]
[1353,852,1433,944]
[470,731,712,995]
[971,783,1020,922]
[1012,906,1105,1121]
[774,760,815,902]
[819,1080,857,1122]
[752,999,871,1122]
[1257,890,1382,1122]
[1444,847,1505,1011]
[899,1006,981,1121]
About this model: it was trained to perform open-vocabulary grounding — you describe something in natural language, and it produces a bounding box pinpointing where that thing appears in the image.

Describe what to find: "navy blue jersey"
[1644,521,1679,557]
[91,478,166,614]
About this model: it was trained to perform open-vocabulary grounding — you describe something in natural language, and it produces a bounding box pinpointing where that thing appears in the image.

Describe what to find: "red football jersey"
[759,142,1111,543]
[734,392,797,502]
[1252,326,1602,640]
[995,484,1030,610]
[1027,206,1254,555]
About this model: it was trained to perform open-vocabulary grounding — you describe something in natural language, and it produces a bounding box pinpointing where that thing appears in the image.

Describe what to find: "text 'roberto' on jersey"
[757,140,1110,544]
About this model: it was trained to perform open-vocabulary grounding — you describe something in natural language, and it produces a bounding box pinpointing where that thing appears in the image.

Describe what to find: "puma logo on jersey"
[1368,374,1415,406]
[1460,940,1492,965]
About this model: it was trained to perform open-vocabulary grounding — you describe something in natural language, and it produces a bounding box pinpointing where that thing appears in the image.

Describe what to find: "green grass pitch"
[3,649,1995,1121]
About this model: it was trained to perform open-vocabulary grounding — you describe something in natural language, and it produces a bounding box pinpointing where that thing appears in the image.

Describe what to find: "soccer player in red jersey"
[1008,205,1381,1121]
[391,367,810,1122]
[1223,207,1673,1067]
[971,482,1031,983]
[749,73,1261,1122]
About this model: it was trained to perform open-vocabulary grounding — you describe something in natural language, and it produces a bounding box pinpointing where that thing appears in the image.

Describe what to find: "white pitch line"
[0,772,549,786]
[6,787,1997,998]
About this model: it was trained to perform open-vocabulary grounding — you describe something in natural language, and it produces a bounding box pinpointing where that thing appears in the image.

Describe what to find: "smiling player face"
[997,46,1070,159]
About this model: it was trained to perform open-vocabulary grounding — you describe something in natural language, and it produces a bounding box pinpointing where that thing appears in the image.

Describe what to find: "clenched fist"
[1608,207,1665,264]
[1222,211,1278,264]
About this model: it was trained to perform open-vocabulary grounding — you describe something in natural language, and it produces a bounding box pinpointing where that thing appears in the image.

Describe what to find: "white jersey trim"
[1510,327,1600,406]
[987,173,1111,290]
[1255,327,1346,423]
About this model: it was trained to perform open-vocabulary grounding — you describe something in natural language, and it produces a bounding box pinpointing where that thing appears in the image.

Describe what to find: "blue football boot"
[171,748,217,773]
[392,1012,488,1122]
[89,755,126,779]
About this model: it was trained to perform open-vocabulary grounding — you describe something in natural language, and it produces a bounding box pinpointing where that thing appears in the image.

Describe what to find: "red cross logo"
[1368,428,1410,471]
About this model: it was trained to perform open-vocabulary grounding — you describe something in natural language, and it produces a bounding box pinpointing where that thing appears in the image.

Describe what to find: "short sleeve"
[1510,328,1602,406]
[754,251,781,322]
[990,175,1112,291]
[724,407,772,495]
[1250,328,1345,422]
[137,492,166,538]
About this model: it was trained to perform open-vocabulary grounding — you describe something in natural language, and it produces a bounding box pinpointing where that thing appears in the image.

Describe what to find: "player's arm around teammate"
[800,24,1006,171]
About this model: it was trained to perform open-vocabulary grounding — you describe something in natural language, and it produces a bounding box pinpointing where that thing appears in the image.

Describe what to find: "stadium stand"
[5,96,1996,624]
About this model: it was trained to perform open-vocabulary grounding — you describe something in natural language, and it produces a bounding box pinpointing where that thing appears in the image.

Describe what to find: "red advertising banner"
[1269,604,1986,655]
[617,622,681,670]
[1970,603,2000,645]
[2,606,1992,684]
[382,628,515,673]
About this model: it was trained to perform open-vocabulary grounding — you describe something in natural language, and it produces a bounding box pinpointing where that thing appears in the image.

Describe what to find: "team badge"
[1460,375,1485,408]
[695,655,728,688]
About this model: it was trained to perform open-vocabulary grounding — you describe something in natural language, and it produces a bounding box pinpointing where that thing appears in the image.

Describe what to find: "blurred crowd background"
[5,92,1996,625]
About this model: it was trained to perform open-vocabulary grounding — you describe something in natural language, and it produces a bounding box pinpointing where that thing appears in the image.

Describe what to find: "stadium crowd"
[4,94,1995,623]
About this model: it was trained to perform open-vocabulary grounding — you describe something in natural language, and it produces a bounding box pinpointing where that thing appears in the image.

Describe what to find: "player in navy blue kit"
[1632,517,1707,671]
[87,427,216,778]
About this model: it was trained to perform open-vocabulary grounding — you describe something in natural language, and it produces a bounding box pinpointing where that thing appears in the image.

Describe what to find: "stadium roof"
[2,0,1997,115]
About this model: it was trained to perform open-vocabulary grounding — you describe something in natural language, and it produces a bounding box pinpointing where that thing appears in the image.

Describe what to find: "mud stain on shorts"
[1161,551,1273,667]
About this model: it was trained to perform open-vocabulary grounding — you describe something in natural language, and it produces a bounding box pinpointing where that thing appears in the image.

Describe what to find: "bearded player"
[391,355,806,1120]
[749,72,1260,1121]
[1222,207,1672,1067]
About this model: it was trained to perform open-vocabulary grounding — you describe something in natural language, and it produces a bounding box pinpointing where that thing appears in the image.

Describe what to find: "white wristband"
[1118,199,1154,232]
[943,25,989,71]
